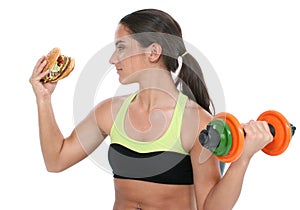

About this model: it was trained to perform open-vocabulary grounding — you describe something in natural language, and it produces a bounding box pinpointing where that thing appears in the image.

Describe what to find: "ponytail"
[119,9,214,114]
[175,53,215,115]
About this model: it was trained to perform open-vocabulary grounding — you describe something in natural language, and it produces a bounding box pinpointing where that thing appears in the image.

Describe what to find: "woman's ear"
[148,43,162,63]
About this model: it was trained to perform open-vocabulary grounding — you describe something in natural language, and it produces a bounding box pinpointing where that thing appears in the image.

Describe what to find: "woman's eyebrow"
[115,40,125,46]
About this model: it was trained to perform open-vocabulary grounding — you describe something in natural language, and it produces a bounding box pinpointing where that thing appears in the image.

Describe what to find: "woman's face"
[109,24,149,84]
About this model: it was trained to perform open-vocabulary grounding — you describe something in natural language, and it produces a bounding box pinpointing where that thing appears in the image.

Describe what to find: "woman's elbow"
[45,161,66,173]
[46,166,63,173]
[204,202,233,210]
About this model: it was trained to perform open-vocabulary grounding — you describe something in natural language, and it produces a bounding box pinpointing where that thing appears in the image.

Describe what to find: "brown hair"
[120,9,214,114]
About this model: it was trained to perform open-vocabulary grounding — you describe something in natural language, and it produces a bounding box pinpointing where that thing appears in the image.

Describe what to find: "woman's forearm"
[204,157,250,210]
[37,97,65,172]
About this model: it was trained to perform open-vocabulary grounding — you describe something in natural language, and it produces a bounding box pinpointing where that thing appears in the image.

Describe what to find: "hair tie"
[181,51,189,58]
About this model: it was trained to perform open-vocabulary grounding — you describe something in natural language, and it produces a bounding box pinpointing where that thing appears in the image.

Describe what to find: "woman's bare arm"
[30,56,110,172]
[37,98,108,172]
[191,109,273,210]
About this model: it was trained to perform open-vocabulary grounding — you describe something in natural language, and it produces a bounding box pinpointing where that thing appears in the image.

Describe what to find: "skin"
[29,24,273,210]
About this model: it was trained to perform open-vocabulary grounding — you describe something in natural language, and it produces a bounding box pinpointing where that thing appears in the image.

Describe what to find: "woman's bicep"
[57,100,111,171]
[191,140,221,209]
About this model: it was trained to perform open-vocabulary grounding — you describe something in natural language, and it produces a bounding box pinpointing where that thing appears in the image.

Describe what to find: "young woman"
[29,9,273,210]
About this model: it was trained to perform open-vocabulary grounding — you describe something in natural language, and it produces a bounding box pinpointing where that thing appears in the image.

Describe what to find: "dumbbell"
[199,110,296,163]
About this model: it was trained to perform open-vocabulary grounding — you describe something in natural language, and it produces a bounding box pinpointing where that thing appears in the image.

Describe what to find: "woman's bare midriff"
[113,178,197,210]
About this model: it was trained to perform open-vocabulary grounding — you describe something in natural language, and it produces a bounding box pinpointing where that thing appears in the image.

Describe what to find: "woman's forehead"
[114,25,142,49]
[114,24,131,40]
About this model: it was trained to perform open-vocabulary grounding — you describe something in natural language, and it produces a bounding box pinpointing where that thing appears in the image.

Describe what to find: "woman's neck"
[135,69,179,111]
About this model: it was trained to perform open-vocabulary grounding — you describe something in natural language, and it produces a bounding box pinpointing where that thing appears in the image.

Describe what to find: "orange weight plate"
[214,112,245,162]
[257,110,291,156]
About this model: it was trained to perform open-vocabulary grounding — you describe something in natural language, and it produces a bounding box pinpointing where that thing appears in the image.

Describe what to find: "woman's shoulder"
[184,98,213,127]
[94,93,132,113]
[180,98,213,152]
[92,94,132,135]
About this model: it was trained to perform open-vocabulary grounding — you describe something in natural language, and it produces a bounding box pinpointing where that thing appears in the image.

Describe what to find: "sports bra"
[108,91,194,185]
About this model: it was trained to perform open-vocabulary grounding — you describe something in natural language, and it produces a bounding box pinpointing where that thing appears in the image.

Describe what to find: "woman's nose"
[109,51,118,64]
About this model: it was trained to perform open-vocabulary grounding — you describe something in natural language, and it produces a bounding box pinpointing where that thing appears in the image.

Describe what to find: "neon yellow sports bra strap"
[113,92,138,133]
[167,92,188,154]
[110,92,189,155]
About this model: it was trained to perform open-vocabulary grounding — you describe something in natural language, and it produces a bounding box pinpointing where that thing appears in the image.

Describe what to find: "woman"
[30,9,273,210]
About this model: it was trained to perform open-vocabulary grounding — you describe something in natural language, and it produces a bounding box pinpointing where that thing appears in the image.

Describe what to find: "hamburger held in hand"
[41,48,75,83]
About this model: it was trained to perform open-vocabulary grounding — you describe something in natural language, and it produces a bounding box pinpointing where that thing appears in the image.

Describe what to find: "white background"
[1,0,299,209]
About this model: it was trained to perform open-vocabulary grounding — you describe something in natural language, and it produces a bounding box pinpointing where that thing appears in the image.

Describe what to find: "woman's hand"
[29,56,57,100]
[240,120,274,161]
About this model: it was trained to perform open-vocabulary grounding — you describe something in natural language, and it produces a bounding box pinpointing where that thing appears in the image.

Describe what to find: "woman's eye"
[117,45,125,51]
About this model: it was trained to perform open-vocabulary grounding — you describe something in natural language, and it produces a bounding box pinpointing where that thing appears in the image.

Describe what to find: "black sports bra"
[108,92,194,185]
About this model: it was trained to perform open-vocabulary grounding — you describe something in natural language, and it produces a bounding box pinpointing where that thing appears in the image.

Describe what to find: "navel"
[136,202,142,210]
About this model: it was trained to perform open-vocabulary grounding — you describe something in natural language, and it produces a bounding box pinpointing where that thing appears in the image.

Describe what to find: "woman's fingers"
[243,120,273,145]
[243,120,256,135]
[36,69,49,81]
[260,121,274,143]
[34,56,46,72]
[34,58,47,75]
[30,57,48,83]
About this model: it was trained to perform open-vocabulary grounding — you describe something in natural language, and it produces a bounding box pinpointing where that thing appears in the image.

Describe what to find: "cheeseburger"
[41,48,75,83]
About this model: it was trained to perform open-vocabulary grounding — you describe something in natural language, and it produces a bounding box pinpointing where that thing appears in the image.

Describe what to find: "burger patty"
[47,56,71,81]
